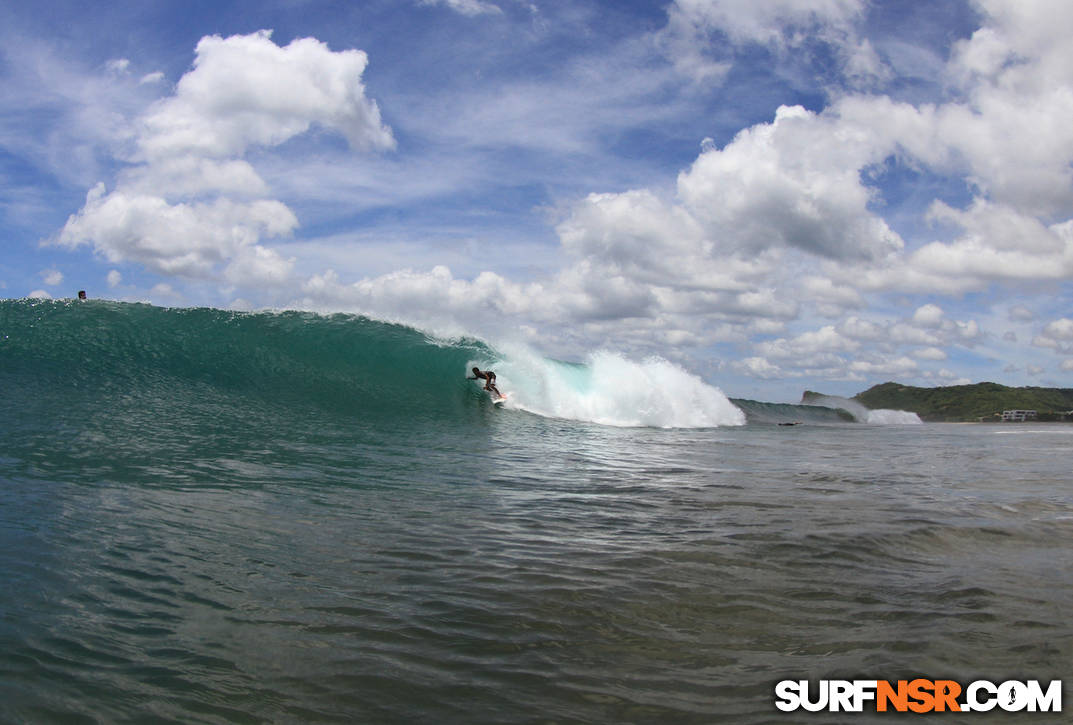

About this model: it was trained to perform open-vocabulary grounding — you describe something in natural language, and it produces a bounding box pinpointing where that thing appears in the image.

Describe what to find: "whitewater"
[1,299,1069,723]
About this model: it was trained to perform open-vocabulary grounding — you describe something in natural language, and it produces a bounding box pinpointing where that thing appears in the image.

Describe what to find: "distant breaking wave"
[802,393,922,425]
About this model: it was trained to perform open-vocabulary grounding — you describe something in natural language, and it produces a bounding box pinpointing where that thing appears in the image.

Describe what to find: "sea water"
[0,300,1070,723]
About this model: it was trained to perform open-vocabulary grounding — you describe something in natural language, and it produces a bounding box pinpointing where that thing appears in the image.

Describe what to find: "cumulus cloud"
[556,188,778,293]
[545,101,907,350]
[646,1,1073,305]
[40,268,64,286]
[800,276,864,317]
[913,347,948,361]
[736,356,783,379]
[678,105,904,261]
[138,31,394,160]
[847,356,918,378]
[911,303,944,328]
[945,1,1073,217]
[536,1,1073,384]
[53,31,393,287]
[60,184,298,280]
[1032,318,1073,354]
[911,202,1073,282]
[734,305,978,382]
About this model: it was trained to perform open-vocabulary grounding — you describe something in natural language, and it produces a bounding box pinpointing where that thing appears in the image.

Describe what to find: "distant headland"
[804,382,1073,423]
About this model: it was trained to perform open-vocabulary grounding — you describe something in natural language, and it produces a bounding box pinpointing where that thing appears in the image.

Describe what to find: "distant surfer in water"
[469,367,502,398]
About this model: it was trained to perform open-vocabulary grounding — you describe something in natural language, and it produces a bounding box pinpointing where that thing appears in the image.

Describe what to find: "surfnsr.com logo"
[775,679,1062,713]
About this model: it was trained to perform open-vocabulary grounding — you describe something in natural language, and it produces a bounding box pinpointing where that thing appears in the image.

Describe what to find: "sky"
[3,0,1073,401]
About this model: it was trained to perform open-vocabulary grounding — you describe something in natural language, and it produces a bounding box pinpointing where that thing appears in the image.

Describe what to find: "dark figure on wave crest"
[469,367,502,398]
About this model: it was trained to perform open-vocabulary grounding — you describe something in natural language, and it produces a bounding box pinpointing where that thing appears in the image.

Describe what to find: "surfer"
[469,367,502,397]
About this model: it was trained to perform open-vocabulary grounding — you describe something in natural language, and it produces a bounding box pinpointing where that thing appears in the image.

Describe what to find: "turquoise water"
[1,300,1070,723]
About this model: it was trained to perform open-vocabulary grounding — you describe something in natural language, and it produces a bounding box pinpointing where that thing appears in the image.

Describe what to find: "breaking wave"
[0,299,744,430]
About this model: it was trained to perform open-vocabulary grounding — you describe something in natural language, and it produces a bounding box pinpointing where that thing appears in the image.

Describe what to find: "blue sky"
[3,0,1073,401]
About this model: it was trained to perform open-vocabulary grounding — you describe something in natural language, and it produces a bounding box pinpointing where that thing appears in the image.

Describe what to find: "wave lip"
[488,349,745,429]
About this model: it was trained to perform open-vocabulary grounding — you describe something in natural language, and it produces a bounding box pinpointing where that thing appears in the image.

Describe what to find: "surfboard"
[492,392,509,405]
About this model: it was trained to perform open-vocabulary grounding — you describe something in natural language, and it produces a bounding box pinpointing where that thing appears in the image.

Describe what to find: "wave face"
[730,398,857,424]
[0,300,743,430]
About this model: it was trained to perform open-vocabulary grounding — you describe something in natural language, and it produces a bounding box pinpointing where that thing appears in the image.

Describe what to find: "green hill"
[852,382,1073,422]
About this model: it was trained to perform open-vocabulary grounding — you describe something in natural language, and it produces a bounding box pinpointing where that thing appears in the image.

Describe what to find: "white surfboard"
[492,392,509,405]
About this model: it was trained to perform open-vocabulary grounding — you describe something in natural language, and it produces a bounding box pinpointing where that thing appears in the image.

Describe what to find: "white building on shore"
[1001,410,1037,422]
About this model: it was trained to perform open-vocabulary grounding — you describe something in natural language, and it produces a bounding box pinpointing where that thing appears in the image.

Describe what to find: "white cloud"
[59,185,298,280]
[800,276,864,315]
[913,347,948,361]
[911,303,944,328]
[677,104,903,262]
[736,356,782,379]
[138,30,394,160]
[121,157,270,198]
[847,356,918,377]
[1042,318,1073,341]
[418,0,502,16]
[40,268,64,286]
[27,289,52,299]
[1033,318,1073,355]
[945,0,1073,217]
[932,370,972,385]
[837,316,884,342]
[107,269,122,287]
[661,0,881,85]
[52,31,392,288]
[147,282,184,305]
[105,58,131,75]
[556,188,778,293]
[756,325,859,361]
[1008,305,1035,322]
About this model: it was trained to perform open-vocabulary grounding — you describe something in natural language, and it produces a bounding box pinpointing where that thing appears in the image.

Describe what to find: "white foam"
[865,408,923,425]
[480,347,745,428]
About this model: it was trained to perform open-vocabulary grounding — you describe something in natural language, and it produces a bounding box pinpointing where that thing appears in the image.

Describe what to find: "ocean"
[1,299,1070,723]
